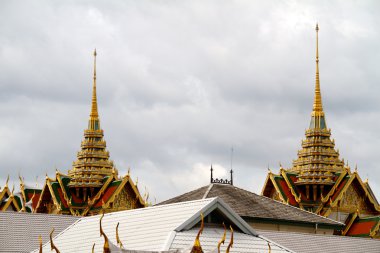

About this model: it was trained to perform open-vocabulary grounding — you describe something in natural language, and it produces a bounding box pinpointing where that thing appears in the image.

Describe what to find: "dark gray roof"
[159,183,342,227]
[0,211,79,253]
[258,229,380,253]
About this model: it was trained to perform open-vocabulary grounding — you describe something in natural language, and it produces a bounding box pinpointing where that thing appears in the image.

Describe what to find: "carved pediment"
[339,184,372,214]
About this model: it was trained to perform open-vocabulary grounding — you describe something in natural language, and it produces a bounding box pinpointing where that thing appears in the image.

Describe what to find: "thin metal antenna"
[230,147,234,185]
[210,164,213,183]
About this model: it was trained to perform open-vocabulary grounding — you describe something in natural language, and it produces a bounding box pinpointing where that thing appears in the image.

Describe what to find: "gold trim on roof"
[191,213,204,253]
[342,211,359,236]
[39,235,43,253]
[226,226,234,253]
[50,228,61,253]
[116,222,124,249]
[217,222,226,253]
[100,212,111,253]
[370,220,380,238]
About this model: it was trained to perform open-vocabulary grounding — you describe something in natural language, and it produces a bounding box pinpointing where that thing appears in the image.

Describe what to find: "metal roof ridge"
[202,183,214,199]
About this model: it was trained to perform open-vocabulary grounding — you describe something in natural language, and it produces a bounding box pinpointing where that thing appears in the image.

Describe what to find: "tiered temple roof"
[68,50,117,189]
[261,25,380,238]
[0,50,146,216]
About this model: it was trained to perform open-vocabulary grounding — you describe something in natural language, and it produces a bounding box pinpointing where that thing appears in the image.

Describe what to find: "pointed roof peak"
[87,49,101,131]
[90,49,99,119]
[312,23,324,117]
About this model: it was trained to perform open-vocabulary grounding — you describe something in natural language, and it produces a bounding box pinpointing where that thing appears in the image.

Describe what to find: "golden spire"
[89,49,100,130]
[68,50,116,189]
[312,23,324,117]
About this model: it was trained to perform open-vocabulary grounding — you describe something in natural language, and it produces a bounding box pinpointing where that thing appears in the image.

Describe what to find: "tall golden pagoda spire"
[290,24,344,190]
[68,50,117,193]
[89,49,100,130]
[312,24,324,117]
[310,24,326,129]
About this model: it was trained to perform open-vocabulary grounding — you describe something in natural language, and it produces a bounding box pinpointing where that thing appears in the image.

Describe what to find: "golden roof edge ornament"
[50,228,61,253]
[191,213,204,253]
[5,175,9,187]
[116,222,124,249]
[226,225,234,253]
[39,235,43,253]
[19,175,27,212]
[217,222,227,253]
[92,243,95,253]
[100,212,111,253]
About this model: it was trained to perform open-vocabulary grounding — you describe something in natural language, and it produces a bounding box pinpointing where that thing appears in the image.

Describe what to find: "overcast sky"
[0,0,380,203]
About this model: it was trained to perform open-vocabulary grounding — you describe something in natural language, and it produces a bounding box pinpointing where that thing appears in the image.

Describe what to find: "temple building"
[0,50,146,215]
[261,25,380,238]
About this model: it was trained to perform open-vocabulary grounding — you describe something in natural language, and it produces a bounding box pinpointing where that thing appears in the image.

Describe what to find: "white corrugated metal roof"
[0,211,79,253]
[258,230,380,253]
[34,198,215,253]
[33,198,293,253]
[171,227,290,253]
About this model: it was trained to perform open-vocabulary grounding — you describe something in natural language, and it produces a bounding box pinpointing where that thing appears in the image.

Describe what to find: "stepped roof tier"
[0,50,146,216]
[289,24,345,185]
[261,24,380,239]
[68,50,117,188]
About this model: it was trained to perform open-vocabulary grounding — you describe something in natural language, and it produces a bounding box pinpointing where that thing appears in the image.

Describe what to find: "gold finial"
[19,173,24,186]
[217,222,226,253]
[312,23,324,117]
[39,235,43,253]
[50,228,61,253]
[100,212,110,253]
[89,49,100,130]
[226,226,234,253]
[268,242,272,253]
[116,222,124,249]
[92,243,95,253]
[5,175,9,187]
[191,213,204,253]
